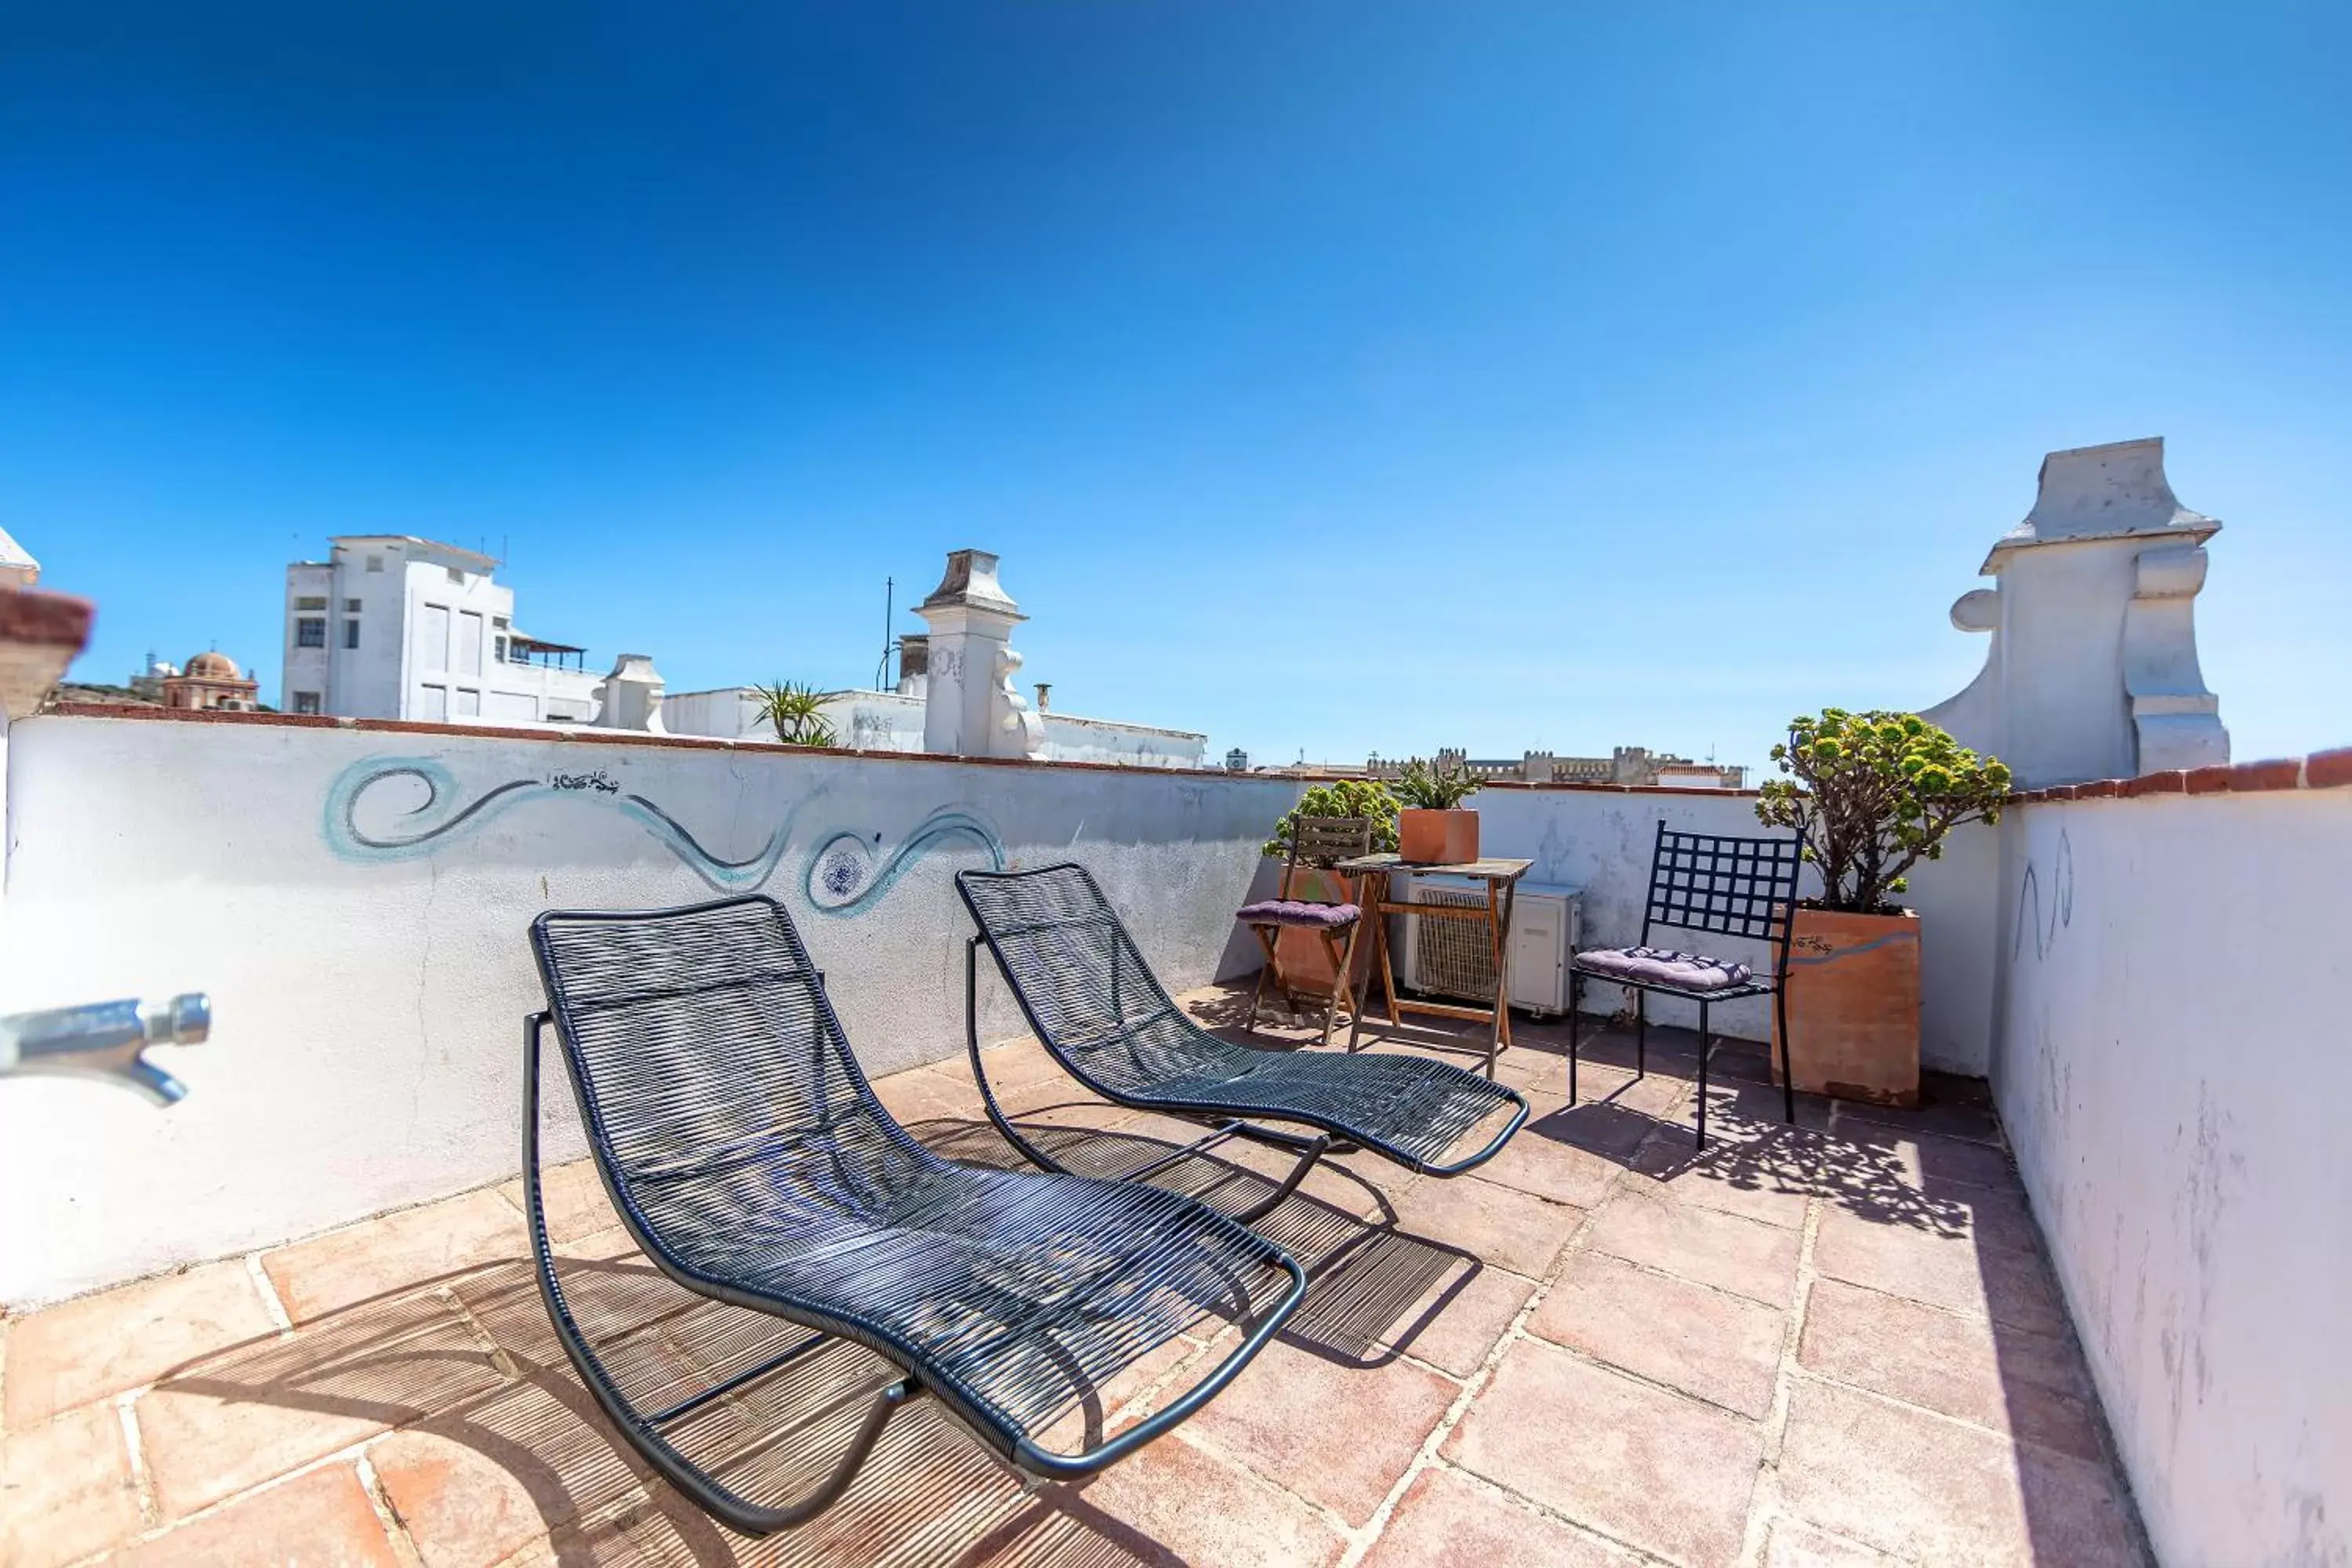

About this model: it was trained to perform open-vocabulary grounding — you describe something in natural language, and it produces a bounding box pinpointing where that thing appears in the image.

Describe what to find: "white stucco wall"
[0,713,1301,1307]
[1987,789,2350,1567]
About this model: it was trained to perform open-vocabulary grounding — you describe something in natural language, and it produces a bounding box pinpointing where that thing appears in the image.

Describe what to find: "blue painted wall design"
[323,755,1004,906]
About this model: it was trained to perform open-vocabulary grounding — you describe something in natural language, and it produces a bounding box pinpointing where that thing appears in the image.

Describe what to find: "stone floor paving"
[0,987,2151,1567]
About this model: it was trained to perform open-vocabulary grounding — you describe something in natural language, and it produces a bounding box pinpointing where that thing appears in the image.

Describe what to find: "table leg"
[1483,880,1505,1078]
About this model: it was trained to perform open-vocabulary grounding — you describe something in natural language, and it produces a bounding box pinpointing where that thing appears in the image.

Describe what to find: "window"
[493,634,508,662]
[365,554,384,572]
[446,566,464,585]
[295,617,326,648]
[418,604,450,669]
[342,619,361,649]
[343,598,362,612]
[456,610,483,677]
[416,684,448,722]
[294,595,328,611]
[292,691,322,715]
[492,615,510,630]
[452,688,481,719]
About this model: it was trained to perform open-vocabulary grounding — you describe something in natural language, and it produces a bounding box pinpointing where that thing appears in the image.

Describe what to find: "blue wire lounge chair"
[523,894,1307,1536]
[956,864,1530,1220]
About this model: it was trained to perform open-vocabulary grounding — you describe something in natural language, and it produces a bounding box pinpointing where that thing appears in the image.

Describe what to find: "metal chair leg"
[1695,998,1710,1148]
[1566,971,1580,1105]
[1775,985,1795,1125]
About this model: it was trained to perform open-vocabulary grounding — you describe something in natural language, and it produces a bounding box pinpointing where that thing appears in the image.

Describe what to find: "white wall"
[0,713,1301,1307]
[1987,789,2350,1567]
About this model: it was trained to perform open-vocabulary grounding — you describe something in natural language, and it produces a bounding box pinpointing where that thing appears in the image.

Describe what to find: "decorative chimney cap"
[918,549,1024,620]
[1987,437,2219,569]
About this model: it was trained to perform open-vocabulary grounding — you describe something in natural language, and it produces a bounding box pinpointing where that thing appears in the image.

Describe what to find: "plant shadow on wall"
[323,756,1004,907]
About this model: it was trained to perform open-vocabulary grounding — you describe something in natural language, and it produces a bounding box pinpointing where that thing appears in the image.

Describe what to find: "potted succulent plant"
[1263,779,1399,994]
[1392,757,1483,865]
[1755,709,2010,1106]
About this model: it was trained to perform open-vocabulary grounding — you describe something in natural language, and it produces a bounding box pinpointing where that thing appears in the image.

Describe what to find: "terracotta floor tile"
[0,1402,143,1568]
[1798,1279,2103,1462]
[371,1372,652,1568]
[1183,1336,1457,1526]
[498,1157,619,1244]
[110,1462,401,1568]
[3,1259,278,1428]
[1530,1252,1786,1417]
[1475,1112,1629,1208]
[263,1189,528,1323]
[1073,1431,1347,1568]
[1831,1123,2019,1192]
[1584,1188,1801,1308]
[1381,1262,1536,1378]
[1361,1466,1642,1566]
[1387,1176,1585,1279]
[1446,1337,1762,1567]
[137,1294,507,1519]
[1778,1379,2140,1566]
[1812,1207,2066,1334]
[1761,1515,1902,1565]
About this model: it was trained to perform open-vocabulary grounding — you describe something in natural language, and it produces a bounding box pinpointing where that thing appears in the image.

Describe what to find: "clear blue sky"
[12,2,2349,773]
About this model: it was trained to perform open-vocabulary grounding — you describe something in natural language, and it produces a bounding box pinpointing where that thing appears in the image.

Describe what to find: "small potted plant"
[1755,709,2009,1106]
[1392,756,1483,864]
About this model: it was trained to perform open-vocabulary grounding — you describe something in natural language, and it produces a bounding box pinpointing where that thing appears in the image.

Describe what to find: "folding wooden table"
[1332,853,1534,1079]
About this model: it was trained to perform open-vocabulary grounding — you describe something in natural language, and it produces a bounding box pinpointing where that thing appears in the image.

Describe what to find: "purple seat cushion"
[1236,899,1361,930]
[1574,946,1753,991]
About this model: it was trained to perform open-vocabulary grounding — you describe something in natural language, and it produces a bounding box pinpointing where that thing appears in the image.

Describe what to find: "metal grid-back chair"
[1566,822,1802,1146]
[957,864,1528,1214]
[1236,815,1374,1046]
[524,894,1305,1535]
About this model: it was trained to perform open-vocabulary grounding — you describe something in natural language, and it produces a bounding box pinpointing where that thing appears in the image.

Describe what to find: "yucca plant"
[750,681,837,748]
[1755,709,2011,914]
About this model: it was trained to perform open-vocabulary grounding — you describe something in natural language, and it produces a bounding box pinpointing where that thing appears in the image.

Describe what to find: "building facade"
[161,652,258,712]
[281,536,601,724]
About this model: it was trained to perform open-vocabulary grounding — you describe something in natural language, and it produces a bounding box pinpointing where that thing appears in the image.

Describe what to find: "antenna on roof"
[873,575,895,691]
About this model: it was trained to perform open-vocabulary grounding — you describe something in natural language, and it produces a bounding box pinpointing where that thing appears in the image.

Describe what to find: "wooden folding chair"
[1234,815,1374,1047]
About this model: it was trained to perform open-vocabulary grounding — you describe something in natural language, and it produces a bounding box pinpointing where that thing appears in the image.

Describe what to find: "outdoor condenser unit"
[1399,877,1581,1018]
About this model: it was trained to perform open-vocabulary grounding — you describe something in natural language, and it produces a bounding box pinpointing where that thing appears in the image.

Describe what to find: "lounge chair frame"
[524,894,1307,1536]
[958,864,1529,1214]
[1566,821,1802,1145]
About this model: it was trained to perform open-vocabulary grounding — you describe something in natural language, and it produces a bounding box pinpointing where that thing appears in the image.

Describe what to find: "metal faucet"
[0,994,211,1105]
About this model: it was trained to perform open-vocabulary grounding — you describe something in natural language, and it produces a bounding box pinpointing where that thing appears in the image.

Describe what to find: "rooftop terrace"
[2,992,2144,1568]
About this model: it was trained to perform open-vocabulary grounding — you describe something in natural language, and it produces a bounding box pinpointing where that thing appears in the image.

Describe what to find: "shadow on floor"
[150,1110,1472,1564]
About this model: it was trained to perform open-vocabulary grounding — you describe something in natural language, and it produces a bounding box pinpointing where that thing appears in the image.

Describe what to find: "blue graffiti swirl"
[804,807,1005,916]
[322,756,800,892]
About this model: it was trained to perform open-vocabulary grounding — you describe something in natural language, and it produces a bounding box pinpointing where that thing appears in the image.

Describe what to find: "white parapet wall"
[1987,777,2351,1566]
[0,711,1299,1307]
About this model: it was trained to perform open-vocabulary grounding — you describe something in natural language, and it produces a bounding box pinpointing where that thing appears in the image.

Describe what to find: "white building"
[663,550,1210,768]
[281,536,602,724]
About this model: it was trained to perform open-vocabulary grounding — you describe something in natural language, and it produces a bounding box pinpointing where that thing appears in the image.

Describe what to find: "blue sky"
[11,2,2349,772]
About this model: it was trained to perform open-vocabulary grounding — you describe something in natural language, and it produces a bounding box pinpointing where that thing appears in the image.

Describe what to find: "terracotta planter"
[1271,864,1374,994]
[1398,808,1479,865]
[1772,906,1922,1108]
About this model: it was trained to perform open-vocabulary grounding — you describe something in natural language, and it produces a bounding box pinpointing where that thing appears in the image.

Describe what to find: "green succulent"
[1756,709,2012,914]
[1264,779,1400,858]
[1390,756,1483,811]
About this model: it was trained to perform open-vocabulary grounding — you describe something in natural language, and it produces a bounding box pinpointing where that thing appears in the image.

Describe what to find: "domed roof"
[184,652,241,680]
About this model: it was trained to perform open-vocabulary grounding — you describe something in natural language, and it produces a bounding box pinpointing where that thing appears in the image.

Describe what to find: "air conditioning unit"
[1400,877,1581,1017]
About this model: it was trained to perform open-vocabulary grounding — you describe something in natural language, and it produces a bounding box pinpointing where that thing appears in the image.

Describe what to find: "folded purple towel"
[1236,899,1361,930]
[1575,946,1753,991]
